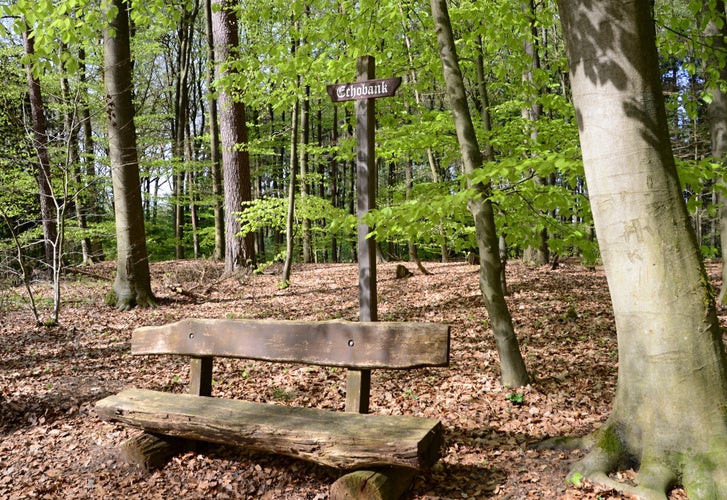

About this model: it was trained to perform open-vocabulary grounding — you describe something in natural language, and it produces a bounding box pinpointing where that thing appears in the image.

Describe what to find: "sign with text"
[327,77,401,102]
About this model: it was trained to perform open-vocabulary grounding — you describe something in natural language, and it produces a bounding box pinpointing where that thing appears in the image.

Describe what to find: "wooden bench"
[96,318,450,499]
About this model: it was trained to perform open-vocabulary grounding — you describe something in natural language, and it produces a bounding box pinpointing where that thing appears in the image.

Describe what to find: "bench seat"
[97,388,444,470]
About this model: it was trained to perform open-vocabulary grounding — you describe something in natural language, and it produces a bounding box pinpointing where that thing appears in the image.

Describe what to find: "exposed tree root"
[116,293,157,311]
[534,430,670,500]
[531,434,595,451]
[535,428,727,499]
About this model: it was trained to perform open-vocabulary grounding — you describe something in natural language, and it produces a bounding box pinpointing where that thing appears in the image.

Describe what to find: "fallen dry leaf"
[0,259,701,499]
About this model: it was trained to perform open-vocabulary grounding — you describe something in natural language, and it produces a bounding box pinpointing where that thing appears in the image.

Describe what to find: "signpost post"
[327,56,400,413]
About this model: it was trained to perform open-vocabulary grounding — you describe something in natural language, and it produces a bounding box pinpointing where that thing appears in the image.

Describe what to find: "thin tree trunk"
[331,104,339,263]
[300,85,312,263]
[475,34,507,292]
[60,47,92,267]
[23,29,57,274]
[282,97,299,285]
[173,2,197,260]
[188,166,200,259]
[520,0,549,266]
[406,157,431,275]
[204,0,225,261]
[400,5,447,263]
[431,0,529,388]
[282,22,300,285]
[104,0,156,310]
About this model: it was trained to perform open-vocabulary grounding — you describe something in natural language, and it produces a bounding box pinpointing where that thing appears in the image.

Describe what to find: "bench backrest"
[132,318,450,369]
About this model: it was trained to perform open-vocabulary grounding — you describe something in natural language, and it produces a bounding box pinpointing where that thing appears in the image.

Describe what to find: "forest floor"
[0,258,707,499]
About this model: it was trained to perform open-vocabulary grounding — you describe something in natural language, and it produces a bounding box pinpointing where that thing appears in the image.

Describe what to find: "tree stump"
[330,467,417,500]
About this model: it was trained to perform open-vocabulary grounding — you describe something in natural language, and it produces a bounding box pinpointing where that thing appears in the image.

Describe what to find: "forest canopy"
[0,0,720,276]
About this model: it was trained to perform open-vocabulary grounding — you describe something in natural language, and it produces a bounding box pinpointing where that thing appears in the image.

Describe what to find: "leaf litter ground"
[1,259,706,499]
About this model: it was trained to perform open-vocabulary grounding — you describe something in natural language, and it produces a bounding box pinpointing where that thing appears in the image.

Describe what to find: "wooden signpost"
[327,56,401,413]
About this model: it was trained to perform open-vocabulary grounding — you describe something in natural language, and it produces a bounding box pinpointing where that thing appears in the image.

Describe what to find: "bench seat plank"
[131,319,450,369]
[96,388,444,470]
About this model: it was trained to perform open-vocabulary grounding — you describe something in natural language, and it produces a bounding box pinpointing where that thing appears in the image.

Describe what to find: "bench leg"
[119,432,185,471]
[330,467,417,500]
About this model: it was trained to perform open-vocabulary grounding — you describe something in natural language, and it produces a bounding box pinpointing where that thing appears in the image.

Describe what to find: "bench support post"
[190,356,213,396]
[331,467,417,500]
[345,369,371,414]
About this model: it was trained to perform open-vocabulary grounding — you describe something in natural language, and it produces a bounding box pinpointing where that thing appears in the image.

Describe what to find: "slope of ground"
[0,259,703,499]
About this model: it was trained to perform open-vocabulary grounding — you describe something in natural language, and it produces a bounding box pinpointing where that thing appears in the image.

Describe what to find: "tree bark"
[545,1,727,496]
[104,0,156,311]
[212,0,255,273]
[430,0,529,388]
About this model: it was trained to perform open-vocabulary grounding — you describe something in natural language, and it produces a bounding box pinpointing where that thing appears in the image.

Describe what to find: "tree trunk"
[172,3,198,260]
[475,35,508,293]
[704,1,727,306]
[300,85,312,263]
[400,8,448,264]
[104,0,156,311]
[430,0,529,388]
[520,0,549,267]
[212,0,255,274]
[282,91,299,286]
[60,49,91,269]
[23,29,57,274]
[331,104,339,263]
[406,158,431,275]
[204,0,225,261]
[546,1,727,496]
[79,48,99,262]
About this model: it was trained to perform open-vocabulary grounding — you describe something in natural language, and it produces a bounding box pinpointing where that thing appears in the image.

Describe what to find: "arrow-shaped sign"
[327,77,402,102]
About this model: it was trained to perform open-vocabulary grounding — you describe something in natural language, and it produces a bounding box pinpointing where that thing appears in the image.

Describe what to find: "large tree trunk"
[104,0,156,311]
[212,0,255,273]
[430,0,529,388]
[547,1,727,496]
